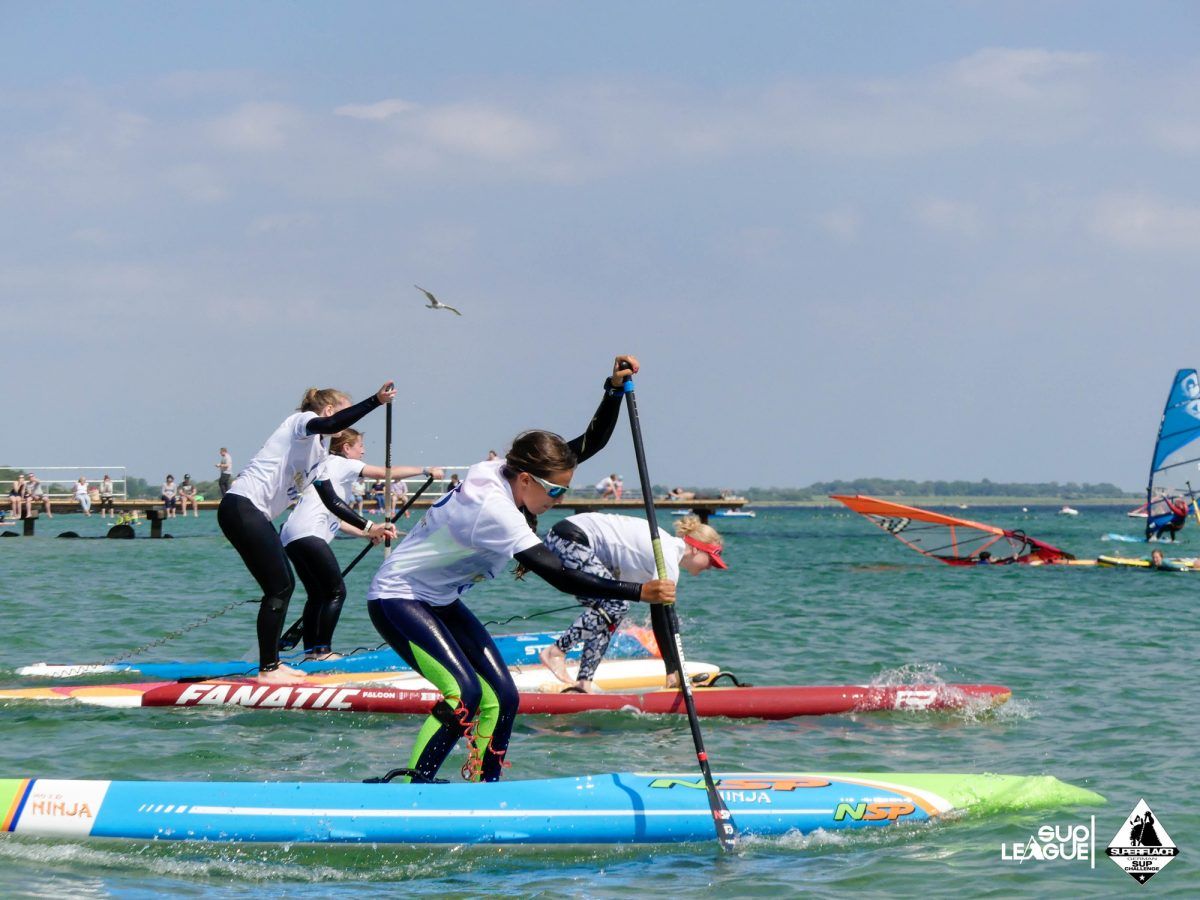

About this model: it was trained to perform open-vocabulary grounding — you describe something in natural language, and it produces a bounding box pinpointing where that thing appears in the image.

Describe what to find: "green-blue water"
[0,507,1194,897]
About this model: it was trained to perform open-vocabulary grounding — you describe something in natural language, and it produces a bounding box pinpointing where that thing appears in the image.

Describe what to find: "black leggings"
[285,536,346,654]
[217,493,293,670]
[368,597,518,782]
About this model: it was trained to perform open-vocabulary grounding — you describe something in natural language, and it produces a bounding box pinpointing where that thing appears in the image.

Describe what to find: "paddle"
[622,377,737,852]
[278,474,437,652]
[385,400,394,556]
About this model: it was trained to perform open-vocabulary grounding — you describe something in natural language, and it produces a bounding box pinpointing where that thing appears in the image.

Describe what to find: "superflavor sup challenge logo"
[1105,799,1179,884]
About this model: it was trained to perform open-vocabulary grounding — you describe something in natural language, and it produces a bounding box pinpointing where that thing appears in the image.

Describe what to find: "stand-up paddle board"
[0,771,1103,845]
[0,659,716,702]
[1096,555,1194,571]
[16,628,658,680]
[0,680,1009,719]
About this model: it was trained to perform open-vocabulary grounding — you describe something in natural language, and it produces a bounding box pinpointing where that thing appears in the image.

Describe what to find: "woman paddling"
[218,384,399,684]
[366,355,675,784]
[280,428,443,661]
[538,513,727,693]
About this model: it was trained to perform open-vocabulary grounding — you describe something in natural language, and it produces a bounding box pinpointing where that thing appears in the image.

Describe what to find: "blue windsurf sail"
[1145,369,1200,540]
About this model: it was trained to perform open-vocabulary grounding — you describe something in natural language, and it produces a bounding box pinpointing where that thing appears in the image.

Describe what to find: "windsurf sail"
[832,495,1074,565]
[1145,369,1200,540]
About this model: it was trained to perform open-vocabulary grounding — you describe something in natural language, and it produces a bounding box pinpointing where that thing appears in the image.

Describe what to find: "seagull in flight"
[415,284,462,316]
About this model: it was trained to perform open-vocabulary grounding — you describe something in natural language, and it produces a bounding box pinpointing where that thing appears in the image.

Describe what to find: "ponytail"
[298,387,351,413]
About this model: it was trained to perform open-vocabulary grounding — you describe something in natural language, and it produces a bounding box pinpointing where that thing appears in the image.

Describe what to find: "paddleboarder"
[366,355,676,784]
[280,428,442,661]
[218,384,399,685]
[538,512,727,693]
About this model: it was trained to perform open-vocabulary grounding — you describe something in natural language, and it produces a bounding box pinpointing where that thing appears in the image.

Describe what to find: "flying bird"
[415,285,462,316]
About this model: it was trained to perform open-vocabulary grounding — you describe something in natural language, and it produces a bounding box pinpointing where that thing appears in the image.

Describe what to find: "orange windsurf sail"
[831,495,1074,566]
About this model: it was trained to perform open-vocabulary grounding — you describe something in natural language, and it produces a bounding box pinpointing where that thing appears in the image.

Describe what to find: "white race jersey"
[228,412,329,520]
[562,512,683,582]
[281,455,366,546]
[368,459,541,606]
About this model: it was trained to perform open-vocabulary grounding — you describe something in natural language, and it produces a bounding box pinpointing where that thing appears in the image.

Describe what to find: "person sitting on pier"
[97,475,114,518]
[161,475,178,518]
[538,513,727,693]
[218,382,399,685]
[8,474,27,519]
[73,477,92,516]
[281,428,441,661]
[177,474,198,517]
[26,474,53,518]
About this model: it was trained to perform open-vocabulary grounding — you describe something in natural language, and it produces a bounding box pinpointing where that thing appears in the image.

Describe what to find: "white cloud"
[913,198,982,237]
[416,104,558,161]
[949,48,1098,101]
[205,102,302,151]
[1089,193,1200,251]
[248,212,318,235]
[817,207,861,242]
[334,98,417,120]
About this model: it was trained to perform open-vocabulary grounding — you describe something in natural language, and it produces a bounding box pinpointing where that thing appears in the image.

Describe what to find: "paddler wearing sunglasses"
[365,355,675,785]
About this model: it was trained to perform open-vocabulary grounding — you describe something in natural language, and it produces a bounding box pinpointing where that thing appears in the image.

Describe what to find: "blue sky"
[3,2,1200,490]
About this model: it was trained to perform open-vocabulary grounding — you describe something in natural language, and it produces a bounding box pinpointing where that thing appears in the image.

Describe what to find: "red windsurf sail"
[832,495,1074,566]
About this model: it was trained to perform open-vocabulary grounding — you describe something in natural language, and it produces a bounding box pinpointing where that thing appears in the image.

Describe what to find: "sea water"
[0,507,1194,897]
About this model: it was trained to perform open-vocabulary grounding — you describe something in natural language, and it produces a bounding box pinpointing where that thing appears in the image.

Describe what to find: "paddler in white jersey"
[537,512,727,693]
[364,355,676,785]
[218,384,399,684]
[280,427,443,661]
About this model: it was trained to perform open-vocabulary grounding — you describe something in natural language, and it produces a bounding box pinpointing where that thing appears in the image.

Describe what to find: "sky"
[3,1,1200,491]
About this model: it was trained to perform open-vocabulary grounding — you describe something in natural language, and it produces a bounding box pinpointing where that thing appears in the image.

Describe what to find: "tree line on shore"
[1,468,1136,503]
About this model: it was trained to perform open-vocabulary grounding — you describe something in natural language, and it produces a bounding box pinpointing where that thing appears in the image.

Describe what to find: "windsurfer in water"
[280,428,442,662]
[364,355,676,784]
[218,384,399,685]
[1150,496,1188,541]
[538,513,727,693]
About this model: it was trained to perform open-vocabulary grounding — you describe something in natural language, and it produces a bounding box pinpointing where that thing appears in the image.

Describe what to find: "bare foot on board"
[256,663,309,684]
[539,645,573,685]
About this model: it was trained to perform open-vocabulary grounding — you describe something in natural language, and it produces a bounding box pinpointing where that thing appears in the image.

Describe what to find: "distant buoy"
[57,531,81,539]
[106,524,136,539]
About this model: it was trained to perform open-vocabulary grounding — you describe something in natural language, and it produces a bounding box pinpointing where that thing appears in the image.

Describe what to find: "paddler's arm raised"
[514,543,674,603]
[567,355,639,464]
[305,382,396,435]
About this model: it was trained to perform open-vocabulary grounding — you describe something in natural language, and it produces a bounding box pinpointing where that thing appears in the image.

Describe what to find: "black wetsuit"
[217,396,381,671]
[368,382,650,783]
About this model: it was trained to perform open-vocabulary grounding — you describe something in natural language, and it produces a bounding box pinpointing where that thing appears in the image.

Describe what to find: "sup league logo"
[1000,817,1095,865]
[1106,800,1179,884]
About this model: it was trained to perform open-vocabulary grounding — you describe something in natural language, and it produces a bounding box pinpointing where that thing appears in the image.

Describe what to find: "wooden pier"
[2,497,748,537]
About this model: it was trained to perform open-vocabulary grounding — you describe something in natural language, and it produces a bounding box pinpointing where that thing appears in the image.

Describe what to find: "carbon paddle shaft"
[384,400,394,555]
[623,381,737,852]
[278,475,436,652]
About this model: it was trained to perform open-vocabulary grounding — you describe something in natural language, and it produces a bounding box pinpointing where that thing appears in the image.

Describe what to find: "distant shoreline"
[749,496,1140,508]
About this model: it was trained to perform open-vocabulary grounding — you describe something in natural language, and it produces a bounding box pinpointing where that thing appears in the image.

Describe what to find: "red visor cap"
[683,535,728,570]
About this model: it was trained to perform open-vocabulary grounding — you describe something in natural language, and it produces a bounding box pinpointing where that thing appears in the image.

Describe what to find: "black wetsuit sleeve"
[565,381,624,465]
[514,544,643,601]
[305,395,382,436]
[314,478,370,531]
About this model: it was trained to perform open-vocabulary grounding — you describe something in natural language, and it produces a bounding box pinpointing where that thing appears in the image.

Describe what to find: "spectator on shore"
[595,473,621,500]
[370,478,385,512]
[162,475,178,518]
[9,474,27,519]
[352,475,366,514]
[98,475,114,518]
[447,473,461,492]
[27,474,53,518]
[216,448,233,496]
[178,474,198,517]
[487,449,499,461]
[393,474,411,519]
[74,477,92,516]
